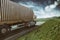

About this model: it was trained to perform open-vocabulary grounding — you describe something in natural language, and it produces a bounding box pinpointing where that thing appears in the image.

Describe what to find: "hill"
[36,18,49,22]
[17,18,60,40]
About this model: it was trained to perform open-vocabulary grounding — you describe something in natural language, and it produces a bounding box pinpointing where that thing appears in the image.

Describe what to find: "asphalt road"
[0,22,45,40]
[4,26,39,40]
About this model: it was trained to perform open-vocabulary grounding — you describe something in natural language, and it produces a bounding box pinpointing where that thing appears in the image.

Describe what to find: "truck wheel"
[28,21,36,27]
[0,25,11,34]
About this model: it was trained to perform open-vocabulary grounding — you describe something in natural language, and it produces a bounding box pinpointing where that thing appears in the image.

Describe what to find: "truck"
[0,0,36,34]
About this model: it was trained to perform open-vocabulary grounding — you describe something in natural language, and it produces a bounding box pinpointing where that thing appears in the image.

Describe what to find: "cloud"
[18,1,60,18]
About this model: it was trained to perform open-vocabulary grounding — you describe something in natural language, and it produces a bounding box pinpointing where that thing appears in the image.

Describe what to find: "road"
[4,26,39,40]
[0,22,45,40]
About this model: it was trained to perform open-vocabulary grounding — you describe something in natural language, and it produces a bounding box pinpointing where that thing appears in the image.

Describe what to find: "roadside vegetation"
[17,18,60,40]
[36,18,49,22]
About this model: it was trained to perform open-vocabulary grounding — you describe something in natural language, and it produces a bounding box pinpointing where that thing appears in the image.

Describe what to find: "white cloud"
[19,1,60,18]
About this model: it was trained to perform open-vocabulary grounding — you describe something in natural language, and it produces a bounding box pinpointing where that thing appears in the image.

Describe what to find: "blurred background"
[10,0,60,18]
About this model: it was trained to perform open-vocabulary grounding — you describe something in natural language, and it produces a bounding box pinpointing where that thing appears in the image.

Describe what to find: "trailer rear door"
[0,0,1,7]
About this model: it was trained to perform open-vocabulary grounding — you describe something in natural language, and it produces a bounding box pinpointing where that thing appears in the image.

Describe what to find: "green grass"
[16,18,60,40]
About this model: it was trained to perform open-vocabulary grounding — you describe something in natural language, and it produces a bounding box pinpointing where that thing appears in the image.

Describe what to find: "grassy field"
[16,18,60,40]
[36,18,49,22]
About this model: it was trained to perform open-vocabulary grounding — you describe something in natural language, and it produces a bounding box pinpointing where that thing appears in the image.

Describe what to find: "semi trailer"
[0,0,36,34]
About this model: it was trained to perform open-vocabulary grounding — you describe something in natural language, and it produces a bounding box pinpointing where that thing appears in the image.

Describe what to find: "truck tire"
[0,25,11,34]
[27,21,36,27]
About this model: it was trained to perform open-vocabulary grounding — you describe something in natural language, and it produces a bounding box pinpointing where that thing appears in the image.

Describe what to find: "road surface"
[0,22,45,40]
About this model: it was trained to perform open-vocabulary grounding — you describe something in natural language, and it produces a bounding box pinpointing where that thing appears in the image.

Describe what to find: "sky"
[11,0,60,18]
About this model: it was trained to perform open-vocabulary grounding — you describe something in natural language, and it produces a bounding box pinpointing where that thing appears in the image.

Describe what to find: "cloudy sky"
[11,0,60,18]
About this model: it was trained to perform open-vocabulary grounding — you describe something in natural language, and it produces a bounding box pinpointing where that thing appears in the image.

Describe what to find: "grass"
[36,18,49,22]
[16,18,60,40]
